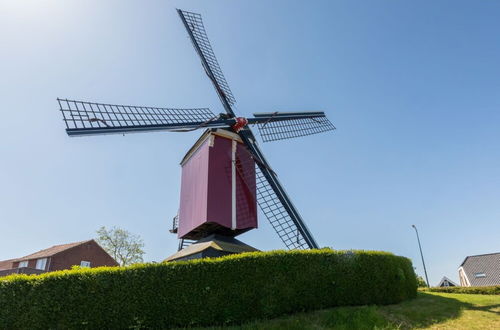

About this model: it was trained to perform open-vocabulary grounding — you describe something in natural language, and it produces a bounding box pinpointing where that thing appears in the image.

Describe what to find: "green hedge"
[421,285,500,295]
[0,249,416,329]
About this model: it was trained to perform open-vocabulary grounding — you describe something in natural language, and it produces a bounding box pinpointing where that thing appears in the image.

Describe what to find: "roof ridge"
[15,239,94,261]
[44,239,93,250]
[465,252,500,258]
[459,252,500,267]
[439,276,458,284]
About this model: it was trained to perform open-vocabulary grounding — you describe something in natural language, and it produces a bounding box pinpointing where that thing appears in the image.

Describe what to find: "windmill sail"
[177,9,236,114]
[58,98,223,136]
[239,129,319,249]
[255,167,314,249]
[252,111,336,142]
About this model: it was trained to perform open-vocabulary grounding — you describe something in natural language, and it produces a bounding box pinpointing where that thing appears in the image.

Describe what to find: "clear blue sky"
[1,0,499,285]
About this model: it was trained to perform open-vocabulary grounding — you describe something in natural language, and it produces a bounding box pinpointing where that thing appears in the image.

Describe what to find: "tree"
[416,275,428,287]
[96,226,145,266]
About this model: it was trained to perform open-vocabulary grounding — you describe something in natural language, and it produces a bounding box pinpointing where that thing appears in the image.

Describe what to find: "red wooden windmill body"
[178,130,257,240]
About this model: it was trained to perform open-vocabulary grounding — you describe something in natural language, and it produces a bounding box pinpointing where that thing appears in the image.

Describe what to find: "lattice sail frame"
[178,10,236,106]
[234,134,315,249]
[255,166,310,249]
[58,98,216,130]
[255,115,336,142]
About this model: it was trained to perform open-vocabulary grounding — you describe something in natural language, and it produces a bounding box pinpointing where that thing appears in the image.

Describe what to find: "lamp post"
[412,224,430,287]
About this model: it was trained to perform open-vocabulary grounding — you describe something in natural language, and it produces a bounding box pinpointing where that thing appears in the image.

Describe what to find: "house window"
[80,261,91,268]
[35,258,47,270]
[474,272,486,278]
[19,261,28,268]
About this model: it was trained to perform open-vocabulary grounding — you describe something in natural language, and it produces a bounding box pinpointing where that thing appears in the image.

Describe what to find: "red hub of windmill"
[231,117,248,132]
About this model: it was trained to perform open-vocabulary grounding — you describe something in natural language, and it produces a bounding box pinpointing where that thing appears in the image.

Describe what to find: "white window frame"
[19,260,28,268]
[35,258,47,270]
[80,261,91,268]
[474,272,486,278]
[458,267,471,286]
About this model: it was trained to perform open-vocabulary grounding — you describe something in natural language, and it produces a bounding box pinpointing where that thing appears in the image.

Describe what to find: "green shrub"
[0,249,416,329]
[421,285,500,295]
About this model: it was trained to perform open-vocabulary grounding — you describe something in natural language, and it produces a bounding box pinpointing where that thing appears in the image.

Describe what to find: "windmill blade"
[58,98,227,136]
[238,129,319,249]
[177,9,236,114]
[250,111,336,142]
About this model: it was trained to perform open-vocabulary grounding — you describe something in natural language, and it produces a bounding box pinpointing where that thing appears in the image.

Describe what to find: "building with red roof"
[0,239,118,276]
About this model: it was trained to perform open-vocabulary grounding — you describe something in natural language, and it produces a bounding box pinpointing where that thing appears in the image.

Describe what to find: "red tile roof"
[14,240,94,262]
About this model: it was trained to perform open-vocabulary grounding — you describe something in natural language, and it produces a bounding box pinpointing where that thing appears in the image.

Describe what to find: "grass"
[184,292,500,329]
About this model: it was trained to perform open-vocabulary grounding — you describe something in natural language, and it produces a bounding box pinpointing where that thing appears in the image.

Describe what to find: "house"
[0,239,118,277]
[437,276,459,287]
[458,252,500,287]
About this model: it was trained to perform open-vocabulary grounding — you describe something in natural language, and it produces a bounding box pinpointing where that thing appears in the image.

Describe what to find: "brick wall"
[0,267,45,276]
[49,240,118,270]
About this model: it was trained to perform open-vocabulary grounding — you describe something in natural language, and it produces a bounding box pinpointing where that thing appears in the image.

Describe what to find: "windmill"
[58,9,336,260]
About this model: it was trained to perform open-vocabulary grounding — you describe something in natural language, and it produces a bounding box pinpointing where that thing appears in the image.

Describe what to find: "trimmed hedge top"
[0,249,417,329]
[421,285,500,295]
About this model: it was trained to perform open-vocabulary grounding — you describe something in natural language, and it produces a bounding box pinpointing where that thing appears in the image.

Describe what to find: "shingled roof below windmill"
[165,234,259,262]
[458,252,500,287]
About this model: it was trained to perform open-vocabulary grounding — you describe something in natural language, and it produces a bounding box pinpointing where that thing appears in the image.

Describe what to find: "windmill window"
[35,258,47,270]
[474,272,486,278]
[19,261,28,268]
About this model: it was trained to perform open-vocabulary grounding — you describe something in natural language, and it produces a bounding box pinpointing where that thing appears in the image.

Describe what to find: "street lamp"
[412,224,430,287]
